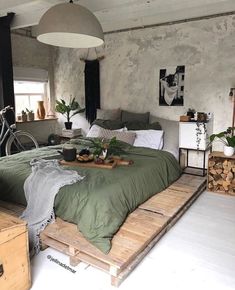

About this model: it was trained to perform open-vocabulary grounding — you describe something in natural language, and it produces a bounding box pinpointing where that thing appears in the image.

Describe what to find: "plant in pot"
[209,127,235,156]
[55,97,85,129]
[26,108,34,121]
[187,108,196,119]
[21,110,27,122]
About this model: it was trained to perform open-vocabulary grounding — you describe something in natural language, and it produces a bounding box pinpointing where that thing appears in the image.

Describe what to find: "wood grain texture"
[40,174,206,287]
[0,211,31,290]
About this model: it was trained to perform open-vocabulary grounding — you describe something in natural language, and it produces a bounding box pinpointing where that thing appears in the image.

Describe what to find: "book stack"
[61,128,81,138]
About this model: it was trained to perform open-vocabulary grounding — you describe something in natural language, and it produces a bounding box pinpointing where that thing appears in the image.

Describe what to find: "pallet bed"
[0,174,206,287]
[41,174,206,287]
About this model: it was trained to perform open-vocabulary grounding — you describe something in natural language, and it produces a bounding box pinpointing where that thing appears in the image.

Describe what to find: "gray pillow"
[96,108,121,120]
[124,121,162,130]
[92,119,123,130]
[121,110,150,123]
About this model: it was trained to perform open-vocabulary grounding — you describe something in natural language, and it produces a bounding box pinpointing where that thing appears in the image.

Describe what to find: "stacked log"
[207,155,235,195]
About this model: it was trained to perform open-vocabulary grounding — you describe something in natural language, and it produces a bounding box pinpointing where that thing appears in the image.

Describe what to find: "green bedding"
[0,139,181,253]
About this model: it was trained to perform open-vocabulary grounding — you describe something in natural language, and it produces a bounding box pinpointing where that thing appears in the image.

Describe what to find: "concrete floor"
[31,191,235,290]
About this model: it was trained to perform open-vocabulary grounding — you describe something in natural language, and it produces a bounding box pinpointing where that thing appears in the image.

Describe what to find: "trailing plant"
[55,97,85,123]
[195,121,207,150]
[210,127,235,147]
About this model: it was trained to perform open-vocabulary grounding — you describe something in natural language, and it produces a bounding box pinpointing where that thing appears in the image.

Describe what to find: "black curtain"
[84,59,100,123]
[0,13,15,109]
[0,13,15,156]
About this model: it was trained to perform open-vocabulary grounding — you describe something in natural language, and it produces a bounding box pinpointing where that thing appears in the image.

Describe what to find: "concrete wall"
[53,14,235,153]
[11,33,57,143]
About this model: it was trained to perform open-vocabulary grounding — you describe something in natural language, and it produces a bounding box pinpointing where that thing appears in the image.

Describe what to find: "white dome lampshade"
[37,2,104,48]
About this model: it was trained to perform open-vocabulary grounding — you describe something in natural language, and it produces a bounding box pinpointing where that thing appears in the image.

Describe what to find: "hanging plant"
[195,121,207,150]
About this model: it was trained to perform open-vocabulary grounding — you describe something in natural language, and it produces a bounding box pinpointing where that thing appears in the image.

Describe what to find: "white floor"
[31,191,235,290]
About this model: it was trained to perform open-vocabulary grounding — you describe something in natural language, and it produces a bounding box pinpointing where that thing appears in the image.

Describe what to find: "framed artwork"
[159,65,185,106]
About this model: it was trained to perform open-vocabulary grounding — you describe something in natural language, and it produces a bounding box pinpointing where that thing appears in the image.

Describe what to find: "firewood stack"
[207,154,235,195]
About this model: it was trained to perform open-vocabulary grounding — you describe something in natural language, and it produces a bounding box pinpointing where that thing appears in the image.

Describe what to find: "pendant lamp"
[37,1,104,48]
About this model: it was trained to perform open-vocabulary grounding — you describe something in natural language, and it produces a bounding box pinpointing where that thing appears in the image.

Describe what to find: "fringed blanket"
[20,158,84,257]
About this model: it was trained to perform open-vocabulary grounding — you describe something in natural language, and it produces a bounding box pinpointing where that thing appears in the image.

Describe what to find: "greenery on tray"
[210,127,235,147]
[89,137,126,159]
[55,97,85,122]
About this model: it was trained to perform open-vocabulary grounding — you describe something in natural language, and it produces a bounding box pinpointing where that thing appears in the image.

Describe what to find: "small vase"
[37,101,46,119]
[223,145,234,157]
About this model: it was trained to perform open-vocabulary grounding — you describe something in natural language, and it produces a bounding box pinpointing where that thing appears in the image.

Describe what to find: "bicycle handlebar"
[0,106,14,115]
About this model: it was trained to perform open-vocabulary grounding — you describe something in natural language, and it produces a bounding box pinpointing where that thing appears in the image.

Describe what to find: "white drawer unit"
[179,121,213,150]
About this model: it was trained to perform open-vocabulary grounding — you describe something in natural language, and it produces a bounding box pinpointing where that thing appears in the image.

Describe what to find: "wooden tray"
[60,159,117,169]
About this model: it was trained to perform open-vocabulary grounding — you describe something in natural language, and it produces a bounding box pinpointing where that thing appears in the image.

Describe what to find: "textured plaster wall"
[53,48,89,135]
[53,15,235,161]
[54,15,235,138]
[11,34,57,143]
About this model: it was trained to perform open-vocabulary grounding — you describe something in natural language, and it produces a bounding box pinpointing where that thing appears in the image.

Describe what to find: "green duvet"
[0,139,181,253]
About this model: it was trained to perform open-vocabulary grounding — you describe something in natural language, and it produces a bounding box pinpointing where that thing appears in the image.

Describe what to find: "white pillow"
[131,130,164,150]
[87,125,123,138]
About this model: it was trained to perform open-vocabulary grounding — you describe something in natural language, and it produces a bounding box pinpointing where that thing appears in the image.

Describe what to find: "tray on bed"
[59,158,133,169]
[59,159,117,169]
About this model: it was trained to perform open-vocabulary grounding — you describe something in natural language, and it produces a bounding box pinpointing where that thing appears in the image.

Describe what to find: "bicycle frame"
[0,110,25,151]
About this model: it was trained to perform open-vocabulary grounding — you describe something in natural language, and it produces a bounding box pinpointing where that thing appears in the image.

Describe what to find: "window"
[14,81,47,116]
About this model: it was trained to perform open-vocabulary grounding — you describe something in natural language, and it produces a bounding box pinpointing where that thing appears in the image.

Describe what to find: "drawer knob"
[0,264,4,277]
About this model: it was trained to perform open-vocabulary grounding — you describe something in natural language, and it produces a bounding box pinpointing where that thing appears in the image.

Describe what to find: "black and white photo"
[159,65,185,106]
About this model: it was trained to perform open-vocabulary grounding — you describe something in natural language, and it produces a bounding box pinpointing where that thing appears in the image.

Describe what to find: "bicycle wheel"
[6,131,39,155]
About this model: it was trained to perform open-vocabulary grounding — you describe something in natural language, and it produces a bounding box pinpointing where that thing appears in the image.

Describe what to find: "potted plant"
[187,108,196,119]
[210,127,235,156]
[26,108,34,121]
[21,110,27,122]
[55,97,85,129]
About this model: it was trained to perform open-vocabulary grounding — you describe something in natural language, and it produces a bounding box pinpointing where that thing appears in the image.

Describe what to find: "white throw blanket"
[20,158,84,257]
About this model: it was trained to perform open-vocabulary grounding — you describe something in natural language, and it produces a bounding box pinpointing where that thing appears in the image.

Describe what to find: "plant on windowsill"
[21,110,27,122]
[55,97,85,130]
[209,127,235,156]
[26,108,35,121]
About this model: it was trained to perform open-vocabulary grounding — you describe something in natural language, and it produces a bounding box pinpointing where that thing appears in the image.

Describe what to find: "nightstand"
[179,121,213,176]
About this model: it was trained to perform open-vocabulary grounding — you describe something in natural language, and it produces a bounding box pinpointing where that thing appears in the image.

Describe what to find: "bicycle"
[0,106,39,155]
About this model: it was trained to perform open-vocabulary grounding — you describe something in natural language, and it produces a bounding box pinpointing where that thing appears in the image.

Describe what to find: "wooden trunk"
[0,211,31,290]
[207,151,235,196]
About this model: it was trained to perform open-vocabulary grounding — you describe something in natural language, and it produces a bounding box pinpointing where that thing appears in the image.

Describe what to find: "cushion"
[87,125,123,138]
[88,126,136,145]
[121,110,150,124]
[96,108,121,121]
[92,119,123,130]
[130,130,164,150]
[124,121,162,130]
[150,116,179,155]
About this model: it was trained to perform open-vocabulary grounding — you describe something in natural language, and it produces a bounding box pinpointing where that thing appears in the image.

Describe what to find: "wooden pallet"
[0,200,25,217]
[40,174,206,287]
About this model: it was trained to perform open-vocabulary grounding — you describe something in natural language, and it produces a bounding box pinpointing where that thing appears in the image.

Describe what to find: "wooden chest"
[207,151,235,195]
[0,211,31,290]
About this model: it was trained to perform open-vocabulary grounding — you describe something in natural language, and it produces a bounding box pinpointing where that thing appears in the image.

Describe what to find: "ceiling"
[1,0,235,33]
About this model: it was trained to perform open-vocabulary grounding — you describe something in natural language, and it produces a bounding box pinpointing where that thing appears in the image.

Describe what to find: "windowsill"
[16,117,58,123]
